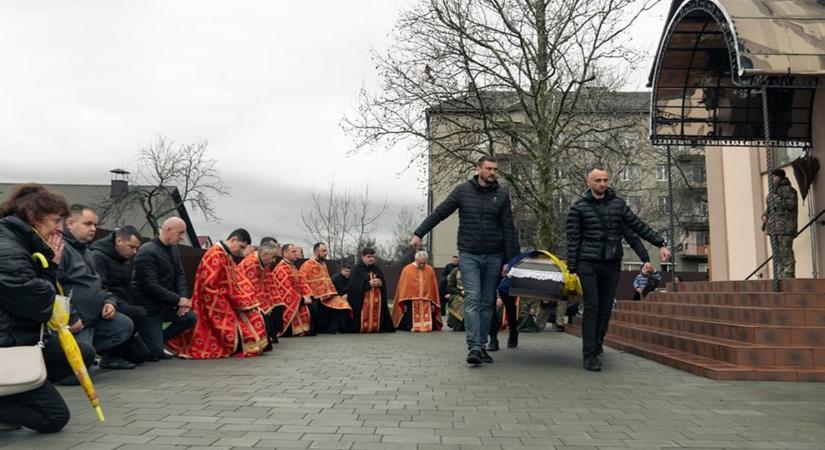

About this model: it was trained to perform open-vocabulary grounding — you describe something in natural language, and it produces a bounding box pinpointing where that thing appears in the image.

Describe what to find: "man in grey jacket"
[411,156,519,366]
[58,205,135,369]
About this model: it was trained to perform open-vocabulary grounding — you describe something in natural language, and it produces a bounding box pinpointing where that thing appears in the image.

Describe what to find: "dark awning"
[649,0,825,147]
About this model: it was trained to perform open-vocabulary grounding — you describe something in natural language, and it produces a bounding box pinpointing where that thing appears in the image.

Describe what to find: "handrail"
[745,207,825,280]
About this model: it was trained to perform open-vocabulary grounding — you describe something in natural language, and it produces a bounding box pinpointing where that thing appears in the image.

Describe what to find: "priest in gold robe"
[391,251,442,332]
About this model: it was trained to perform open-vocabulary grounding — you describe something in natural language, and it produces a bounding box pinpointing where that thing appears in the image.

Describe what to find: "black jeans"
[142,307,196,359]
[0,334,95,433]
[578,261,620,358]
[113,302,151,364]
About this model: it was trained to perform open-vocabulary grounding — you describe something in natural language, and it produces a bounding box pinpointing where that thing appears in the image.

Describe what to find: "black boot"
[507,330,518,348]
[487,334,500,352]
[583,356,602,372]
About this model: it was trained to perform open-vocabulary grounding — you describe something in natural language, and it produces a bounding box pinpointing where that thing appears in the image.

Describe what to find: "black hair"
[116,225,142,241]
[227,228,252,244]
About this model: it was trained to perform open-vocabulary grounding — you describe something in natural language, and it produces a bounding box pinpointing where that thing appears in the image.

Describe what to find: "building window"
[690,163,706,185]
[627,196,642,212]
[656,164,667,182]
[620,164,641,181]
[658,196,669,214]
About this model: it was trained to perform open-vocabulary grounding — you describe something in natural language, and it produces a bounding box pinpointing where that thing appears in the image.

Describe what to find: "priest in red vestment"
[391,251,442,332]
[273,243,317,336]
[167,229,268,358]
[236,238,281,348]
[299,242,352,334]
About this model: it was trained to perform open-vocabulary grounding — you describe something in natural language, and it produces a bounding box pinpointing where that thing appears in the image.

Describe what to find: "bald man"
[131,217,196,361]
[566,169,671,372]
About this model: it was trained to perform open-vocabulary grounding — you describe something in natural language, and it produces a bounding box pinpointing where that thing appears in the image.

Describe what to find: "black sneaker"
[583,356,602,372]
[480,349,494,363]
[99,356,136,370]
[507,331,518,348]
[466,350,483,365]
[487,335,500,352]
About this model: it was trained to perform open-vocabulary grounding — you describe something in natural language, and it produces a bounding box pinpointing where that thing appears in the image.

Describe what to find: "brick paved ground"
[1,331,824,449]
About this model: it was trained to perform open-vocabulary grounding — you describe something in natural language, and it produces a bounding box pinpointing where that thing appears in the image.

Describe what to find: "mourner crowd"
[1,157,677,433]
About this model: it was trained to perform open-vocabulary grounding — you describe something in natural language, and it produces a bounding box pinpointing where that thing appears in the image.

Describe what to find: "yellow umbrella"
[33,252,105,422]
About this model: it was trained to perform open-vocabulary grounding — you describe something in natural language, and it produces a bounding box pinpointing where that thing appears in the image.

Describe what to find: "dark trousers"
[0,335,95,433]
[142,307,196,359]
[578,261,620,358]
[111,302,151,364]
[317,301,346,334]
[489,294,518,338]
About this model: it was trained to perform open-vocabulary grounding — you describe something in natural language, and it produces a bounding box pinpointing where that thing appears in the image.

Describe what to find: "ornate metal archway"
[648,0,825,289]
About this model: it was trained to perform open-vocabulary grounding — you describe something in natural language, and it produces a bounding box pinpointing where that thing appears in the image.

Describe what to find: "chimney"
[109,168,130,199]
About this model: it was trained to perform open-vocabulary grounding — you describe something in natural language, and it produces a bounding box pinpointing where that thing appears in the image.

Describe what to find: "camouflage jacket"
[765,177,798,236]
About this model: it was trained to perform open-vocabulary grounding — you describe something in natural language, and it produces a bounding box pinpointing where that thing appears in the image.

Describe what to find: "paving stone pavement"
[2,330,824,450]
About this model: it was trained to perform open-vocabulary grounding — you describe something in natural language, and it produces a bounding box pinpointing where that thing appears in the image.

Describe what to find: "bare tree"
[386,206,421,264]
[344,0,662,248]
[100,135,229,235]
[300,181,388,261]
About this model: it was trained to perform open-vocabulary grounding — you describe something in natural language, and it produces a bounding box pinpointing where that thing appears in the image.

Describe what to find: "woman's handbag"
[0,324,47,396]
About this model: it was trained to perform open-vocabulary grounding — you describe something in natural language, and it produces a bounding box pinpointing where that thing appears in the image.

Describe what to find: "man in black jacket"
[131,217,196,361]
[411,156,519,366]
[90,225,151,364]
[58,205,136,370]
[566,169,671,372]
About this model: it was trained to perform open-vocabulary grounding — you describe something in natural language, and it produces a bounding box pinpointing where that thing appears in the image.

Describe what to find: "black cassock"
[344,262,394,333]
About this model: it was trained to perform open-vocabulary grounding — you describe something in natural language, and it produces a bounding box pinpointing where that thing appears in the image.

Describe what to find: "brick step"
[606,320,825,368]
[669,278,825,294]
[614,301,825,327]
[644,291,825,308]
[566,322,825,381]
[611,310,825,346]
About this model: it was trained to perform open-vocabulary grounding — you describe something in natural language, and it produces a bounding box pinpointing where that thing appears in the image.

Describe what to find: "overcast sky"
[0,0,671,249]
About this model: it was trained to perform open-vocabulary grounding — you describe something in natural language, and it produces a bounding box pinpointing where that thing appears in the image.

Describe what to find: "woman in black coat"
[0,184,95,433]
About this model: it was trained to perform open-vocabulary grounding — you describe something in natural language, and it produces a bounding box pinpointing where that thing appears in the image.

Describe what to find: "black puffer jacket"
[566,189,665,272]
[415,176,520,260]
[90,232,133,304]
[0,216,57,347]
[130,238,188,315]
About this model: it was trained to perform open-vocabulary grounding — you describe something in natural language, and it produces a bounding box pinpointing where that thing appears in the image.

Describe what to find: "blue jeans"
[142,307,196,359]
[75,312,134,353]
[459,252,502,352]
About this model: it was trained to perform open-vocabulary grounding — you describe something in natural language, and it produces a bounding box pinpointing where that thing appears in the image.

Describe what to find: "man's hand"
[176,306,190,317]
[303,296,313,305]
[101,303,116,320]
[369,278,382,287]
[660,246,672,262]
[69,319,84,334]
[410,235,422,250]
[178,297,192,308]
[501,264,509,277]
[761,215,767,224]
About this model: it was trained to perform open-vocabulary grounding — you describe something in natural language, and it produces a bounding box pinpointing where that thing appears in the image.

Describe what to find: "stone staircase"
[567,279,825,381]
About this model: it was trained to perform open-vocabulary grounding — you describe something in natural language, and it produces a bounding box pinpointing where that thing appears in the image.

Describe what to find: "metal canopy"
[649,0,825,147]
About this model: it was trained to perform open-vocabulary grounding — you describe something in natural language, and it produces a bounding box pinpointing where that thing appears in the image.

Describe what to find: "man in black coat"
[331,263,351,296]
[566,168,671,372]
[411,156,519,366]
[131,217,196,361]
[90,225,151,364]
[345,249,394,333]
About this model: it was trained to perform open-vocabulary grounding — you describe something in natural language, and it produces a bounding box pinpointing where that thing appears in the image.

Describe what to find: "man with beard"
[346,248,394,333]
[58,205,135,369]
[391,251,441,332]
[167,229,268,358]
[411,156,519,365]
[273,244,316,337]
[299,242,351,334]
[236,238,281,347]
[566,168,670,371]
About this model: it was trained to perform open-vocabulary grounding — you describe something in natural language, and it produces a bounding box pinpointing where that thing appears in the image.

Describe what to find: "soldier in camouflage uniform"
[762,169,798,278]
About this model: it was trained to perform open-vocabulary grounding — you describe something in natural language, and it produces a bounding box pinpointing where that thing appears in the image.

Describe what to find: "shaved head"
[586,168,609,198]
[159,216,187,246]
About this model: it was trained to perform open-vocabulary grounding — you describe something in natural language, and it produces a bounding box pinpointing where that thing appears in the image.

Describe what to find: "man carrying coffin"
[391,251,442,332]
[236,238,281,348]
[299,242,351,334]
[167,229,268,358]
